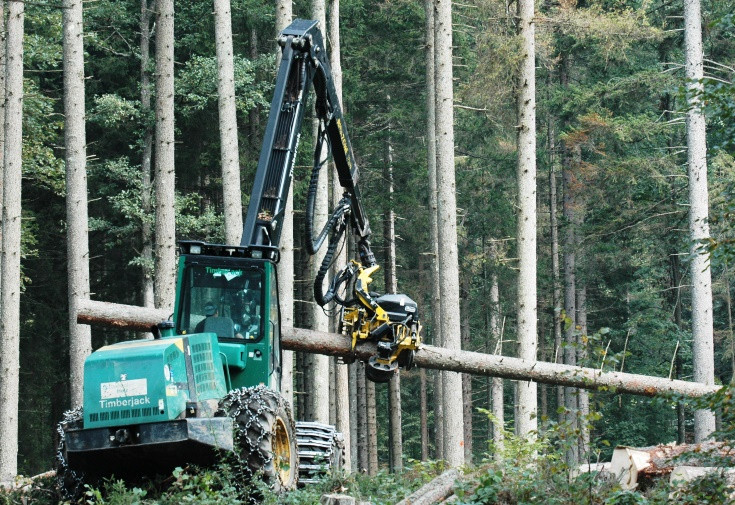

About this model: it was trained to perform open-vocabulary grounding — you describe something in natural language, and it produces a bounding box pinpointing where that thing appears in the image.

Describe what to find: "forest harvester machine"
[55,19,421,498]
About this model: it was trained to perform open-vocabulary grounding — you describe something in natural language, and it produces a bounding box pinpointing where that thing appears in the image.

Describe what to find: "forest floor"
[3,441,734,505]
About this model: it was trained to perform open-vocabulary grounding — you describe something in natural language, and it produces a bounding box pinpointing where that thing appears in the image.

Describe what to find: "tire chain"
[216,385,296,490]
[55,388,294,501]
[55,406,85,501]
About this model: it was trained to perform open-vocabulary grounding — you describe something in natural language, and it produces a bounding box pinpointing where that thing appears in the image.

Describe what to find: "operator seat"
[203,316,235,338]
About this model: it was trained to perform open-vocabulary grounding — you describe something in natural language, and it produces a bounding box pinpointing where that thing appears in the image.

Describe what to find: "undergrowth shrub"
[4,459,437,504]
[454,397,735,505]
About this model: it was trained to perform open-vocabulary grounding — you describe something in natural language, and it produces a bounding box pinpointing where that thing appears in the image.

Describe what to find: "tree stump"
[320,494,356,505]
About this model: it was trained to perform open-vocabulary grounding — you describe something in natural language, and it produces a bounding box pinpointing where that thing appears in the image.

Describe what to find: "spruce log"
[77,300,720,398]
[76,299,170,332]
[395,469,459,505]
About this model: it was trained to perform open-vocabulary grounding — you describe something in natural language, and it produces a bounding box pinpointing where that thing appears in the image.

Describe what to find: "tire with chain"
[295,421,345,484]
[217,385,298,492]
[55,406,85,502]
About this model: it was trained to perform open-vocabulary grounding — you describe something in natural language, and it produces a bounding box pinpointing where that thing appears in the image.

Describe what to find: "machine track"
[294,421,344,484]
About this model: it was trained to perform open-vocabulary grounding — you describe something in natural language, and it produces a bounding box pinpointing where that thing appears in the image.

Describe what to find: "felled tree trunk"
[76,300,720,398]
[395,469,459,505]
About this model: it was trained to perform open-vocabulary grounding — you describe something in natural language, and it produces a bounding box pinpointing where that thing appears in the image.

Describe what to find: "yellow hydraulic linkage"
[338,262,422,382]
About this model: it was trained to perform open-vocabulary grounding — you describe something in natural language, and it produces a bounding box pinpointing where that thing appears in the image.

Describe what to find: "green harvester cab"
[58,242,297,491]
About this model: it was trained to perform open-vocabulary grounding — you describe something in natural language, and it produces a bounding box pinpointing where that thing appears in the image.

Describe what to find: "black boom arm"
[241,19,373,267]
[241,20,421,382]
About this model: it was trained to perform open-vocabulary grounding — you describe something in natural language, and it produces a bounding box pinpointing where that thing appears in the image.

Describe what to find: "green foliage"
[604,490,649,505]
[176,55,272,116]
[2,462,436,505]
[90,95,140,128]
[453,420,735,505]
[10,0,735,481]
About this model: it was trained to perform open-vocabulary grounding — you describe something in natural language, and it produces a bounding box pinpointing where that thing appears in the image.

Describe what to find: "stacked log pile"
[608,442,735,490]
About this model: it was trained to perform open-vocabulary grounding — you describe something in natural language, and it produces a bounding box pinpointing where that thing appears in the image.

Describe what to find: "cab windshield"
[176,264,265,341]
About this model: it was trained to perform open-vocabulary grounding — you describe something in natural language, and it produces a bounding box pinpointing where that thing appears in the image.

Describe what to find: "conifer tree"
[214,0,243,245]
[515,0,538,439]
[0,0,24,483]
[154,0,177,310]
[683,0,715,441]
[64,0,93,406]
[434,0,464,466]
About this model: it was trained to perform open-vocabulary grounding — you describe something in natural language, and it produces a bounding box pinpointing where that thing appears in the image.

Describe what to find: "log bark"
[154,0,177,310]
[77,299,169,332]
[684,0,716,442]
[515,0,538,440]
[214,0,243,245]
[424,0,443,463]
[395,469,459,505]
[64,0,93,405]
[76,301,721,398]
[275,0,294,412]
[434,0,464,465]
[328,0,351,472]
[140,0,155,309]
[0,0,24,483]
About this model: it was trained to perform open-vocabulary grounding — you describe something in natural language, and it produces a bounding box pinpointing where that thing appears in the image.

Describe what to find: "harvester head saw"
[336,261,422,383]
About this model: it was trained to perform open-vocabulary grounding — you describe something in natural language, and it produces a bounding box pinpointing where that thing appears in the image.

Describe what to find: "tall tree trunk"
[140,0,154,309]
[670,252,687,443]
[515,0,538,439]
[307,0,330,424]
[577,285,590,458]
[329,1,351,469]
[248,28,260,151]
[434,0,464,467]
[214,0,242,245]
[489,246,504,454]
[539,316,548,425]
[0,2,6,256]
[348,362,358,471]
[461,278,473,464]
[329,361,336,425]
[356,361,368,473]
[366,379,378,475]
[725,264,734,382]
[420,367,429,460]
[683,0,716,442]
[275,0,294,408]
[549,120,564,422]
[63,0,93,407]
[384,108,403,472]
[0,0,23,482]
[562,140,579,466]
[425,0,443,461]
[154,0,177,310]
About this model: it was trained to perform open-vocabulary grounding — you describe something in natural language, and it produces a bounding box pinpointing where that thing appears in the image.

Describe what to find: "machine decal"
[99,396,151,409]
[335,118,352,169]
[100,378,148,399]
[205,267,243,280]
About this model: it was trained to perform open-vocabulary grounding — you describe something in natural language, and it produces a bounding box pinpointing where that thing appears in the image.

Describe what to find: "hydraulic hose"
[305,123,334,255]
[313,212,348,306]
